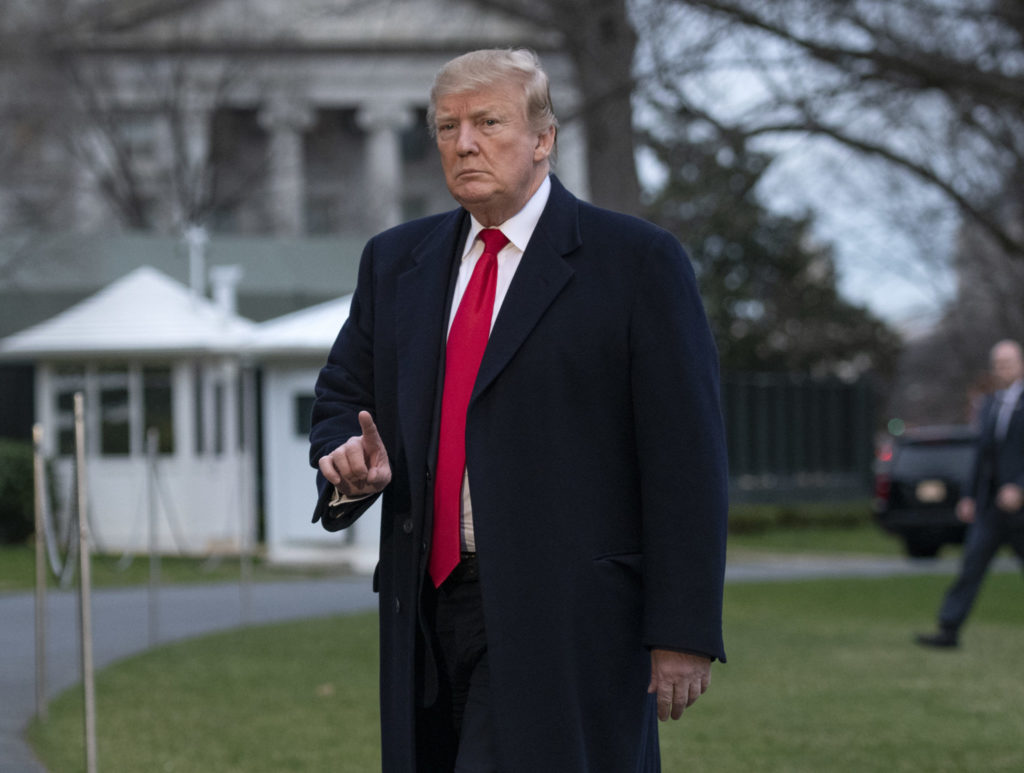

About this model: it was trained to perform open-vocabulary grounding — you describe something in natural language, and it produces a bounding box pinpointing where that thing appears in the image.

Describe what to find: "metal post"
[32,423,48,721]
[74,393,98,773]
[147,428,161,646]
[238,367,257,623]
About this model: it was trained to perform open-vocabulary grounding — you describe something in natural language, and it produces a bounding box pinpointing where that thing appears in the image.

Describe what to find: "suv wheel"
[904,535,942,559]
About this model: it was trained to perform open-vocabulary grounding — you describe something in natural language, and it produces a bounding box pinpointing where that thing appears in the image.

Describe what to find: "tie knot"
[478,228,509,256]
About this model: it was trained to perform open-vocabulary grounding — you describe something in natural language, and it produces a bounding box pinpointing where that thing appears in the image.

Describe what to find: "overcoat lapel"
[473,179,581,400]
[1005,390,1024,440]
[396,210,468,479]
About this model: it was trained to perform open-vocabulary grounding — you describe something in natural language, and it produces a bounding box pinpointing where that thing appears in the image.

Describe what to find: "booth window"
[98,366,130,455]
[53,365,85,456]
[295,394,315,436]
[143,366,174,454]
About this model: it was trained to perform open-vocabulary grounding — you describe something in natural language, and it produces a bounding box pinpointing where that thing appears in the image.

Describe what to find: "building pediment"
[69,0,562,51]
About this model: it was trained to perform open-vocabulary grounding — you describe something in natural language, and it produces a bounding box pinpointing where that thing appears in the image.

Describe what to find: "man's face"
[991,343,1024,388]
[434,83,554,226]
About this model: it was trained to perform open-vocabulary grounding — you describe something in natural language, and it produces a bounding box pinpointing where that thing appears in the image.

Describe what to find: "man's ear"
[534,125,556,161]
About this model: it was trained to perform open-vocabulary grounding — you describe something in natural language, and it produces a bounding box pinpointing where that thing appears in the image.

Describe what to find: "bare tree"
[634,0,1024,263]
[0,0,271,235]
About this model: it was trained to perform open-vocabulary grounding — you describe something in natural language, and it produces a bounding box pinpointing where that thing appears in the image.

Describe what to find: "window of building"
[98,366,131,455]
[143,366,174,454]
[295,394,315,437]
[401,109,431,163]
[53,365,85,457]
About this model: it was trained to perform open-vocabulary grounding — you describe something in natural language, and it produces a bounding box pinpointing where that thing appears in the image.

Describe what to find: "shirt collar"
[463,175,551,257]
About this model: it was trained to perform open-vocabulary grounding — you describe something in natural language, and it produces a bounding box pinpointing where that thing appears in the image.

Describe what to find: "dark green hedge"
[728,500,872,534]
[0,439,34,544]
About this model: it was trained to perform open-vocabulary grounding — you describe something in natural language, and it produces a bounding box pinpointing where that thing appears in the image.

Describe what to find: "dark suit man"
[917,339,1024,648]
[310,49,728,771]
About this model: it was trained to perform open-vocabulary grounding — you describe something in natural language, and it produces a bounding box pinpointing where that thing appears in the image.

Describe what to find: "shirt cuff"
[328,487,373,507]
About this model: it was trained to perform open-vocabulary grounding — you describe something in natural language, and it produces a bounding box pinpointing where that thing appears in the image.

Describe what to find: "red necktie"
[430,228,509,587]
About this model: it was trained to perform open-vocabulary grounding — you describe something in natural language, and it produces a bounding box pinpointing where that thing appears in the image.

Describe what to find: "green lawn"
[0,544,351,593]
[1,520,905,594]
[726,520,903,556]
[28,571,1024,772]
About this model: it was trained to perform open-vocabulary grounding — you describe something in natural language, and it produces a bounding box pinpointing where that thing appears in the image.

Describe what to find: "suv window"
[892,441,974,480]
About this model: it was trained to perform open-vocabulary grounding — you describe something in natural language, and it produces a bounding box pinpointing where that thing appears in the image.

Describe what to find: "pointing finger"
[358,411,381,446]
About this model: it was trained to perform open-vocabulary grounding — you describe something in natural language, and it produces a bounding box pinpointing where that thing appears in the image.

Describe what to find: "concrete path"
[723,551,1018,582]
[1,554,1019,772]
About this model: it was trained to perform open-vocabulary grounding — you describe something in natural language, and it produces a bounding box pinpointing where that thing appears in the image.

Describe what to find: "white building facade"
[2,0,586,238]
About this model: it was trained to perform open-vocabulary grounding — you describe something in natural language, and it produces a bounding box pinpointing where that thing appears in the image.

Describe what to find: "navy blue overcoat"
[310,177,728,772]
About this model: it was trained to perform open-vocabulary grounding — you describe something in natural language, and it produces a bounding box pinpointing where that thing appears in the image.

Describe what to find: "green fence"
[721,372,876,503]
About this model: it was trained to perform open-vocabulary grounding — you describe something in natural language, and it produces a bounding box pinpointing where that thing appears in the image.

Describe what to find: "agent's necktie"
[429,228,509,587]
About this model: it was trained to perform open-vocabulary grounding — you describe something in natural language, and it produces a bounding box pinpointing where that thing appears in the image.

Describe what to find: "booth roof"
[249,294,353,358]
[0,266,257,359]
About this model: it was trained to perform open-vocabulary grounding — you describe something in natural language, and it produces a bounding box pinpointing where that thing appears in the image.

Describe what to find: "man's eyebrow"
[435,105,507,124]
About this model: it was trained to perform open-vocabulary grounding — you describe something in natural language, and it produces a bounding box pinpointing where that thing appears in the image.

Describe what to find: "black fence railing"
[721,372,876,503]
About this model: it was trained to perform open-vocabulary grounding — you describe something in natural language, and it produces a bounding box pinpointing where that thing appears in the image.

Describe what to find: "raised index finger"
[358,411,382,449]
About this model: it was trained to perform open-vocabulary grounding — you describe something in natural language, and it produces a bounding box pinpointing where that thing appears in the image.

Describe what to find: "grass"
[27,571,1024,772]
[0,544,350,593]
[2,516,905,594]
[727,519,903,556]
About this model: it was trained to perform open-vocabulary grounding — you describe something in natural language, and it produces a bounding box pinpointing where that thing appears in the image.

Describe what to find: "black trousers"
[421,555,498,772]
[938,507,1024,630]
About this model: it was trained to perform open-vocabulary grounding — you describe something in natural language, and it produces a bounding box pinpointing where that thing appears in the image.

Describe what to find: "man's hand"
[956,497,976,523]
[318,411,392,497]
[648,649,711,721]
[996,483,1024,513]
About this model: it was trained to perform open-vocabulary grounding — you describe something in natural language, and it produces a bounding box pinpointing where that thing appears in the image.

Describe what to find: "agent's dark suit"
[937,385,1024,632]
[310,177,728,772]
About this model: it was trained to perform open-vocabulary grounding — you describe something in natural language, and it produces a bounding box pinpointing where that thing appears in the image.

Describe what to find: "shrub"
[728,500,872,534]
[0,438,34,544]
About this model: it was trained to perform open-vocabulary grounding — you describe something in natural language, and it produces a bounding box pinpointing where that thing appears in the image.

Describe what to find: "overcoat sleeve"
[630,229,729,661]
[309,237,380,531]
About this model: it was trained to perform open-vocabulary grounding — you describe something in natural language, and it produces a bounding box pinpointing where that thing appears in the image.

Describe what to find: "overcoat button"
[402,518,414,534]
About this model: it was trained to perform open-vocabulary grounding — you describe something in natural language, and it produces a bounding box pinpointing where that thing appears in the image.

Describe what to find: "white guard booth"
[0,266,259,555]
[251,295,381,572]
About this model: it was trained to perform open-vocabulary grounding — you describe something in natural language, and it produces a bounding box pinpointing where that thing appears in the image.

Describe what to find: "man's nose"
[456,124,478,154]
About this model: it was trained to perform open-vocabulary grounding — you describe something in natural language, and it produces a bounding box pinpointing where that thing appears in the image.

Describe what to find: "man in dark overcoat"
[917,339,1024,648]
[310,48,728,772]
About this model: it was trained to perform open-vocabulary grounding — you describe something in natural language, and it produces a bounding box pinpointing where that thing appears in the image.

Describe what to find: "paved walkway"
[2,554,1018,773]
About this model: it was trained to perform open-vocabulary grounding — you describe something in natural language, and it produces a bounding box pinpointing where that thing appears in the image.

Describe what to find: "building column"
[259,95,316,236]
[356,102,415,233]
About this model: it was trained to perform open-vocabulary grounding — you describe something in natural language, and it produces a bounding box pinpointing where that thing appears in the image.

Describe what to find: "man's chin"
[449,182,495,208]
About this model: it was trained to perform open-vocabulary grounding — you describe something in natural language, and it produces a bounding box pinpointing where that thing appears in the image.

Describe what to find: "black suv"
[873,425,977,558]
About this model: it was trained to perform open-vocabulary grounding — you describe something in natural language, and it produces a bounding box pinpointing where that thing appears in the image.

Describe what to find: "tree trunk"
[470,0,642,214]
